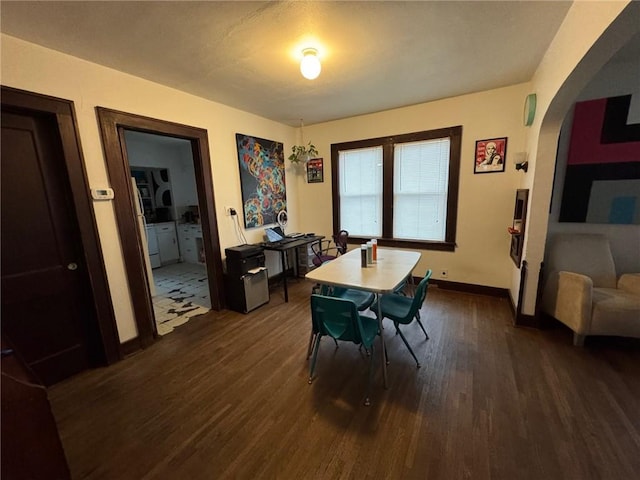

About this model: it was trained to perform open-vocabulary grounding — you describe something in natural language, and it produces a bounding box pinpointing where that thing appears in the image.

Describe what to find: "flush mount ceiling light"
[300,48,321,80]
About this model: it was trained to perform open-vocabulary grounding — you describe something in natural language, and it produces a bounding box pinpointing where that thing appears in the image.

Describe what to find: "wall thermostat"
[91,188,115,200]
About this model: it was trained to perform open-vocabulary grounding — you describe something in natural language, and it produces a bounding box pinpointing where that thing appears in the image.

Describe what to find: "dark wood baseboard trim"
[515,313,539,328]
[430,278,541,328]
[507,291,517,319]
[430,279,509,298]
[120,338,143,357]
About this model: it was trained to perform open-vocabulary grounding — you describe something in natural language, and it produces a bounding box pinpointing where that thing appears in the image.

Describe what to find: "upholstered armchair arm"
[618,273,640,296]
[555,271,593,335]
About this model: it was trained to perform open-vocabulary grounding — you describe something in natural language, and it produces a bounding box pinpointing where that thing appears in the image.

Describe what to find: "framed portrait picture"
[474,137,507,174]
[306,158,324,183]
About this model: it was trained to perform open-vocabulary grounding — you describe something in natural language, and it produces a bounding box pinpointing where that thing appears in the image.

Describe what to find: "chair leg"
[306,330,317,359]
[308,335,322,383]
[395,323,421,368]
[384,339,389,365]
[416,317,429,340]
[364,344,374,406]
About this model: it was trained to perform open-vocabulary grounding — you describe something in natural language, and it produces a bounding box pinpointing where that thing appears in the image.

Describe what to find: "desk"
[305,247,422,387]
[260,235,324,303]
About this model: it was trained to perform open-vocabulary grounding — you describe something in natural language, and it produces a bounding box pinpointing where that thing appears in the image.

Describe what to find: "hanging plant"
[288,142,319,164]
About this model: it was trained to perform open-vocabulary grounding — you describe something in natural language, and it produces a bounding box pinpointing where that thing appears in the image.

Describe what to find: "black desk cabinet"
[225,270,269,313]
[225,245,269,313]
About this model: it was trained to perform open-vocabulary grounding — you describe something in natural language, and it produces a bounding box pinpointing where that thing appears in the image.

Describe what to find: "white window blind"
[339,146,383,237]
[393,138,450,241]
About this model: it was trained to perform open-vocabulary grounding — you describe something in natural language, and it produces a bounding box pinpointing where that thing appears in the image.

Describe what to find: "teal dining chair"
[307,285,375,358]
[308,294,379,406]
[320,284,375,310]
[372,270,432,368]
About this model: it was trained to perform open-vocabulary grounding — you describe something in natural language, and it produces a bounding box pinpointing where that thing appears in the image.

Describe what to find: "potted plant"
[288,142,318,164]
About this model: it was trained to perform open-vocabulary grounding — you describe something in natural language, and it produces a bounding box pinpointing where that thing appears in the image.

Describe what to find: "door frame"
[1,86,121,365]
[96,108,225,349]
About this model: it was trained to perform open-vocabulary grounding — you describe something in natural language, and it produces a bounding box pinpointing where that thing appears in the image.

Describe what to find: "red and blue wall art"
[560,94,640,224]
[235,133,287,228]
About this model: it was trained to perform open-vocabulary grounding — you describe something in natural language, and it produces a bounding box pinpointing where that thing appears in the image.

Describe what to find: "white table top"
[305,247,422,293]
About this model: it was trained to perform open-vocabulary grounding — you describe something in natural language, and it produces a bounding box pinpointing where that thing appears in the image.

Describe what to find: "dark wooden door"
[1,110,93,386]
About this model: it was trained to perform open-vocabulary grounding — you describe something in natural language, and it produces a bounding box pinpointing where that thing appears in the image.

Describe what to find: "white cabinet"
[155,222,179,265]
[177,224,204,264]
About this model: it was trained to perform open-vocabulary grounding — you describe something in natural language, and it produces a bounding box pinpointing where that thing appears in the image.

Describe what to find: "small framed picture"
[306,158,324,183]
[474,137,507,174]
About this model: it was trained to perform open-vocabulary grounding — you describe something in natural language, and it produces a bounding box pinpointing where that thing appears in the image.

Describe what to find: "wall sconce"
[514,152,528,172]
[300,48,321,80]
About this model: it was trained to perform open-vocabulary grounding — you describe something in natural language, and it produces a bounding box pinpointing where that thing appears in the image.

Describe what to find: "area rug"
[154,288,209,336]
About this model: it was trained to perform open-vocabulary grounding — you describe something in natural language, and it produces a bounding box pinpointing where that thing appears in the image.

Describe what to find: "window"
[339,146,383,237]
[331,126,461,251]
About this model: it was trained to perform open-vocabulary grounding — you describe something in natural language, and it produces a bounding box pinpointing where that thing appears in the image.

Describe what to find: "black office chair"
[311,230,349,267]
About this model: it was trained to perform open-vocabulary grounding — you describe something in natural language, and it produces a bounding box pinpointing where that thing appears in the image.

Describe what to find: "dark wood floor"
[48,279,640,479]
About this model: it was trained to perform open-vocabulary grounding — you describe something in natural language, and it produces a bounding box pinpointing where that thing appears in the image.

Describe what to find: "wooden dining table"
[305,247,422,387]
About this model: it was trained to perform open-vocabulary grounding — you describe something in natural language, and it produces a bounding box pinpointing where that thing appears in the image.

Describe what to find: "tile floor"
[151,262,210,336]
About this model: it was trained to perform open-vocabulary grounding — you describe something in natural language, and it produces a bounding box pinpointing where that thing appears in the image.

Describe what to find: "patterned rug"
[152,263,211,336]
[154,288,209,336]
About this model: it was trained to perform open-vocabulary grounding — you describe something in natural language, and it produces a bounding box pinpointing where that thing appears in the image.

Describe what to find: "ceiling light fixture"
[300,48,321,80]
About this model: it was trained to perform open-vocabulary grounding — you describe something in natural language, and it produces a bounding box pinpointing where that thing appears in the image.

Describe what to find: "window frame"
[331,126,462,252]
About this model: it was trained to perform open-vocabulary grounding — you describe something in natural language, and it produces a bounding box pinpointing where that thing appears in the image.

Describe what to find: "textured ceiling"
[1,1,574,126]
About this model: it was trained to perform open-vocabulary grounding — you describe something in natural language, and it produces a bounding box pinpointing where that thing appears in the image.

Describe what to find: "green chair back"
[308,294,379,405]
[317,285,375,311]
[310,294,375,348]
[404,269,432,323]
[372,270,432,368]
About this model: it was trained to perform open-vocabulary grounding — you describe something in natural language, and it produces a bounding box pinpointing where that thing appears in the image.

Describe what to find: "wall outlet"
[225,206,237,216]
[440,269,448,278]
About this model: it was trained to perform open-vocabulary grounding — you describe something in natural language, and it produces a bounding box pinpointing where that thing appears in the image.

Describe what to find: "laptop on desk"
[265,226,305,242]
[274,227,304,238]
[264,227,298,245]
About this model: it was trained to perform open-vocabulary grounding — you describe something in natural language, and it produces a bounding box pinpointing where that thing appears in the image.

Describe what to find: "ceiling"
[1,1,576,126]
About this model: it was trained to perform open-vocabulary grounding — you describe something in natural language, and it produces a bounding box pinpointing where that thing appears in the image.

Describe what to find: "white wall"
[1,34,298,342]
[302,84,529,290]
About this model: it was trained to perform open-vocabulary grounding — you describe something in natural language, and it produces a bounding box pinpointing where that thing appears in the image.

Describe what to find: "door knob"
[67,262,78,271]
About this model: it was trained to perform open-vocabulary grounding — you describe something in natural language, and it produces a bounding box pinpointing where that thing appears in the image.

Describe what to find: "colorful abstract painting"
[235,133,287,228]
[560,95,640,224]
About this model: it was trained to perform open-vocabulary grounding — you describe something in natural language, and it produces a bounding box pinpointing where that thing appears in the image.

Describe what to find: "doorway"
[96,108,226,350]
[124,130,211,335]
[1,87,119,385]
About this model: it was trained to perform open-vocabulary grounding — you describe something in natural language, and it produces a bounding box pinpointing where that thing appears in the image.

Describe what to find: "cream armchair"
[540,234,640,346]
